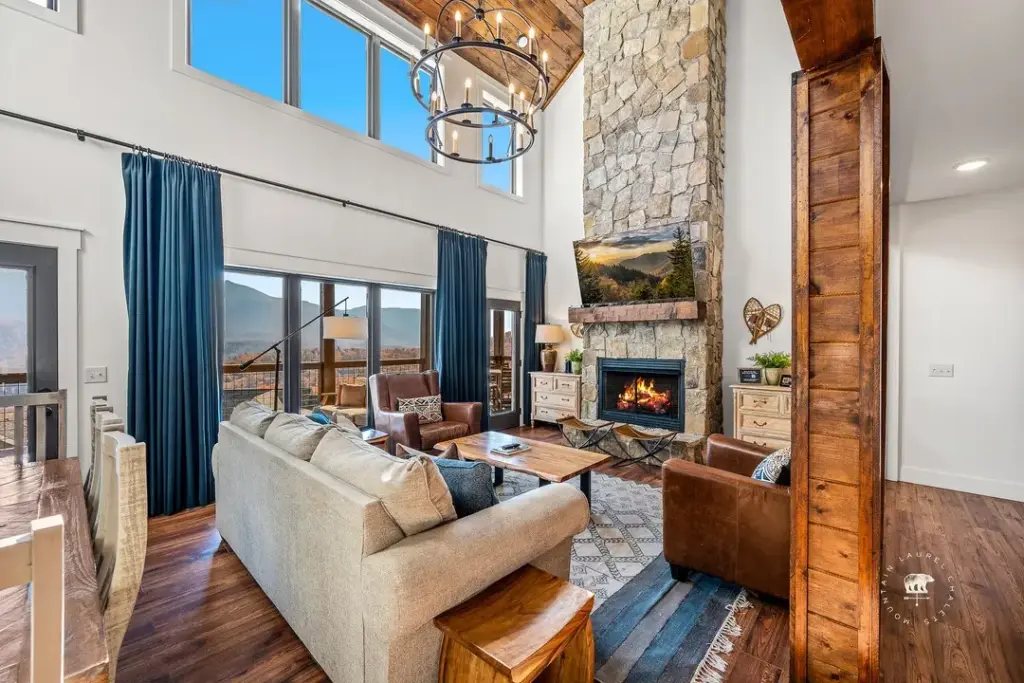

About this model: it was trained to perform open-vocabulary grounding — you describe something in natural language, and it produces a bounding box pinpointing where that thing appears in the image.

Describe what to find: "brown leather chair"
[368,370,482,451]
[662,434,790,600]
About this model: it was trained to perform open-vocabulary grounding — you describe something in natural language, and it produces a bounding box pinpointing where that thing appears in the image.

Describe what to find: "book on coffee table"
[490,442,531,456]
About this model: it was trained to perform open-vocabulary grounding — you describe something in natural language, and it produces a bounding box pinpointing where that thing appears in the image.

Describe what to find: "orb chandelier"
[410,1,551,165]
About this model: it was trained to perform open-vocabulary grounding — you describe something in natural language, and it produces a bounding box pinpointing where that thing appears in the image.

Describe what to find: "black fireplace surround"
[597,358,685,431]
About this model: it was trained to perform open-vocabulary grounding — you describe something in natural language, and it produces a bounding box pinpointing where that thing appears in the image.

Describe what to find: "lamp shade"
[535,324,564,344]
[323,315,368,340]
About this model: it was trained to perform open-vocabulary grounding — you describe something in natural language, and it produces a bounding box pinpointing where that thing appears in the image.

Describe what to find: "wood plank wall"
[790,39,889,683]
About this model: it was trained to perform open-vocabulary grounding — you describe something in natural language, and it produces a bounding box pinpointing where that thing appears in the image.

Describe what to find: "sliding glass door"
[488,299,521,431]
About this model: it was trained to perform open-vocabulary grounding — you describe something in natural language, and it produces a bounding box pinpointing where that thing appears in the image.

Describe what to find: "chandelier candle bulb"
[519,90,526,113]
[528,27,535,55]
[518,129,525,151]
[508,81,515,111]
[496,11,502,42]
[465,78,472,106]
[451,129,459,156]
[454,10,462,39]
[488,134,494,160]
[423,22,430,51]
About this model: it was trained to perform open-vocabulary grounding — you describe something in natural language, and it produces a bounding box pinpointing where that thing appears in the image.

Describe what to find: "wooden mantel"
[568,300,705,324]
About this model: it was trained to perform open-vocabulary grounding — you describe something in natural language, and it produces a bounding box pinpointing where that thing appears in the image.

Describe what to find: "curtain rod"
[0,107,540,255]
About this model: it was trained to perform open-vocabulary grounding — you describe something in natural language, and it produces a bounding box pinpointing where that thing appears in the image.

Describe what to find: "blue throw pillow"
[752,446,792,485]
[432,459,500,518]
[308,409,331,425]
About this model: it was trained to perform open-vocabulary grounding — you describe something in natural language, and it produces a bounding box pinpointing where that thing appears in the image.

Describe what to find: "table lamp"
[535,324,564,373]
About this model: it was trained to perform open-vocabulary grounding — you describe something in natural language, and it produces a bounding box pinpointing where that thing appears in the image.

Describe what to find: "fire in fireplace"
[598,358,685,431]
[616,377,673,414]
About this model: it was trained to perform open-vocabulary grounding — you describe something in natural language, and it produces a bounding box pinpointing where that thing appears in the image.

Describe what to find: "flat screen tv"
[573,225,696,305]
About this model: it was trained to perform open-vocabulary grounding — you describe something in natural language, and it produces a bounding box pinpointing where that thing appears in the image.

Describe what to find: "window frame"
[0,0,78,32]
[220,266,434,416]
[477,89,525,199]
[176,0,441,169]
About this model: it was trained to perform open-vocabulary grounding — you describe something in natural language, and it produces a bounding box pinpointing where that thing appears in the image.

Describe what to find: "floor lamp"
[239,297,368,410]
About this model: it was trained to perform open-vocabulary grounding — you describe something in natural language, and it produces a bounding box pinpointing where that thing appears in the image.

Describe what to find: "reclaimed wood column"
[790,38,889,683]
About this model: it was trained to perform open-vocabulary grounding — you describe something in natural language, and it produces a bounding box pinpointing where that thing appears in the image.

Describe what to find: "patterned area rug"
[498,471,750,683]
[496,471,663,606]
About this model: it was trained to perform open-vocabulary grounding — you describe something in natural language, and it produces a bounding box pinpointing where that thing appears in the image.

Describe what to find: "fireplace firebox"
[597,358,685,431]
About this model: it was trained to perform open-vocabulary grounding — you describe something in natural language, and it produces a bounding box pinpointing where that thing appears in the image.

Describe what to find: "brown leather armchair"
[662,434,790,600]
[368,370,482,452]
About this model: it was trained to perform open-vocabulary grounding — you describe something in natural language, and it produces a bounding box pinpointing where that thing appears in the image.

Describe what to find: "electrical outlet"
[84,366,108,384]
[928,364,954,378]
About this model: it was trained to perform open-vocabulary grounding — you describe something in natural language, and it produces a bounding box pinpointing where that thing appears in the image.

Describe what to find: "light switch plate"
[928,364,954,378]
[84,366,108,384]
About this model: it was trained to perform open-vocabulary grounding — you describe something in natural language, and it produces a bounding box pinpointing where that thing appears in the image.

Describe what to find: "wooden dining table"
[0,456,109,683]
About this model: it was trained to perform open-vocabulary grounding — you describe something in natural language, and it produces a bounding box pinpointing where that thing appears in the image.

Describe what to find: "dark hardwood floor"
[880,482,1024,683]
[115,426,1024,683]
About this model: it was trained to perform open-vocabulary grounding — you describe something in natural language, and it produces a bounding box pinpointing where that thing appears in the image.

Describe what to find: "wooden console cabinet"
[529,372,581,426]
[731,384,792,450]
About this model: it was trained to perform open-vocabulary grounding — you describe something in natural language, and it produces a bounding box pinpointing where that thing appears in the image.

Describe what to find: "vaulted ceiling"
[378,0,593,104]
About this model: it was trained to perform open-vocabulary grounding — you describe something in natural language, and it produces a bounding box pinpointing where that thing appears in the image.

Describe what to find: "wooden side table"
[434,565,594,683]
[359,427,388,450]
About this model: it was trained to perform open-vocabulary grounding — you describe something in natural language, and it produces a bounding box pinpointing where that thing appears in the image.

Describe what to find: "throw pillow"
[395,443,495,518]
[264,413,330,461]
[431,459,500,518]
[308,409,331,425]
[311,428,456,536]
[395,443,461,460]
[752,446,792,485]
[339,383,366,408]
[396,395,443,424]
[229,400,277,437]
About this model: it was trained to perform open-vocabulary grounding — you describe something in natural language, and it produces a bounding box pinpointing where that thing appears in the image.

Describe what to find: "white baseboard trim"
[900,465,1024,502]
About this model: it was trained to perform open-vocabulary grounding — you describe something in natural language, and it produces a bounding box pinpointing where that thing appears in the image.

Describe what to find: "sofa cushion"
[397,394,443,424]
[229,400,277,437]
[420,421,470,449]
[395,444,495,518]
[752,446,791,485]
[264,412,331,461]
[311,429,456,536]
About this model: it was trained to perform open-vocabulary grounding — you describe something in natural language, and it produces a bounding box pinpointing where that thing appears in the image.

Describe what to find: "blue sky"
[190,0,435,163]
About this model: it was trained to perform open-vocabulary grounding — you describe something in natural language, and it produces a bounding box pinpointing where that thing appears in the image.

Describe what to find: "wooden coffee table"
[434,432,611,506]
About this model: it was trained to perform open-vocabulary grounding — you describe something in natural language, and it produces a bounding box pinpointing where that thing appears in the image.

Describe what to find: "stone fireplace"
[574,0,726,437]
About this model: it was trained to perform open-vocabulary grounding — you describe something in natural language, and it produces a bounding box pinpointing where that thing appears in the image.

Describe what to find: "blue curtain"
[123,153,224,517]
[522,251,547,424]
[434,229,489,430]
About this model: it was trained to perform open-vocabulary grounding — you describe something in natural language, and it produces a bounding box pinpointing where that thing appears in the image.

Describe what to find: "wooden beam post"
[789,39,889,683]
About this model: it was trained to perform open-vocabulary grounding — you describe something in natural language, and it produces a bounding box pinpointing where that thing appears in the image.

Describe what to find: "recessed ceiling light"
[955,159,988,172]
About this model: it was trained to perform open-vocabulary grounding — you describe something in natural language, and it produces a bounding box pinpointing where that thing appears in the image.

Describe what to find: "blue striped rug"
[592,555,750,683]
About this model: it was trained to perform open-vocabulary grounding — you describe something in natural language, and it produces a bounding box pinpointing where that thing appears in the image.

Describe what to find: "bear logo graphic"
[904,573,934,595]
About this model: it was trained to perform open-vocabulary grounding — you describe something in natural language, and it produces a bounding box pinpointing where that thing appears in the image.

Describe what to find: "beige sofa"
[212,422,590,683]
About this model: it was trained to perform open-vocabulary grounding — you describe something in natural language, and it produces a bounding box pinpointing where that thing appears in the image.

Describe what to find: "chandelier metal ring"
[409,0,551,165]
[425,106,536,164]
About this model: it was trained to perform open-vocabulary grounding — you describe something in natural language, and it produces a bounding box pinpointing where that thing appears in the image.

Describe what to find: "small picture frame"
[738,367,762,384]
[780,374,793,388]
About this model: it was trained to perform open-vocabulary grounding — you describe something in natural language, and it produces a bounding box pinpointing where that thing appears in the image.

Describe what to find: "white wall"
[721,0,799,433]
[541,65,585,360]
[892,186,1024,501]
[0,0,542,463]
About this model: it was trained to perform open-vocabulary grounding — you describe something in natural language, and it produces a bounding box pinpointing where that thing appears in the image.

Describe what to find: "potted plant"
[566,349,584,375]
[748,351,791,386]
